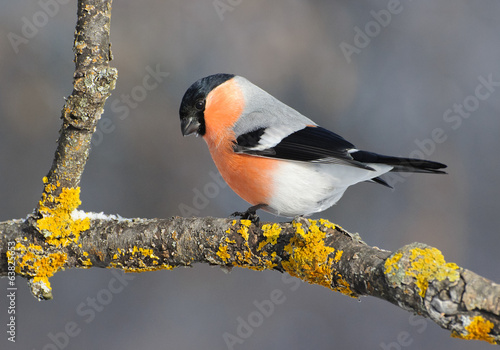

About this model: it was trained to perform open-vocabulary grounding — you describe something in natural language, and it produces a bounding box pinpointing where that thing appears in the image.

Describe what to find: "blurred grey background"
[1,1,499,349]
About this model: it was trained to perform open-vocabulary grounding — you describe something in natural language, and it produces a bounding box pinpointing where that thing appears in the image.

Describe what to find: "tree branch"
[16,0,117,298]
[40,0,115,196]
[1,216,499,344]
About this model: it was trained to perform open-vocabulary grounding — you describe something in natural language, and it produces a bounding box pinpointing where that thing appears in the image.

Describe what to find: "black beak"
[181,117,201,136]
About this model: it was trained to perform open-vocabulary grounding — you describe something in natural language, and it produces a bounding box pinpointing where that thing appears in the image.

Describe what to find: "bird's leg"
[231,204,267,225]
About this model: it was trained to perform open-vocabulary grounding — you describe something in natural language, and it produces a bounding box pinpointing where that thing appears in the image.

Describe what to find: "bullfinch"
[179,73,446,219]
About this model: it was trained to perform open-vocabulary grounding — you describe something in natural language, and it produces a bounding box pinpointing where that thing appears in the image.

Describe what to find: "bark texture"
[37,0,116,204]
[1,217,499,344]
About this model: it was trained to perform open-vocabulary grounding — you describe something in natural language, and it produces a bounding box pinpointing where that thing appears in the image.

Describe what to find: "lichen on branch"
[2,216,500,344]
[37,177,90,247]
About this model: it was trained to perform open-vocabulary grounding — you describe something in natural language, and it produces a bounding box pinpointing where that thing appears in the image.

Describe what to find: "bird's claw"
[230,204,266,225]
[230,210,260,224]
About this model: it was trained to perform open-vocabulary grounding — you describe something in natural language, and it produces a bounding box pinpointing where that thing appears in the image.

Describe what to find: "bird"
[179,73,446,220]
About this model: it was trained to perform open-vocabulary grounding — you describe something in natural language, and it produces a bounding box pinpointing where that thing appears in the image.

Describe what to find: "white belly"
[267,161,392,217]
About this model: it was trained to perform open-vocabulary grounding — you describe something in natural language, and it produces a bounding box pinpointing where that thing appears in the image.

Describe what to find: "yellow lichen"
[385,246,460,298]
[243,247,253,261]
[107,244,174,272]
[240,219,252,227]
[408,247,459,297]
[126,246,161,264]
[237,220,251,241]
[334,249,343,263]
[333,272,354,296]
[282,219,343,292]
[245,265,265,271]
[264,259,277,269]
[227,218,346,280]
[258,223,281,251]
[123,264,175,273]
[225,220,237,235]
[384,252,403,275]
[37,183,90,247]
[138,247,152,256]
[109,261,123,269]
[81,259,92,267]
[217,245,230,262]
[11,243,67,290]
[229,237,267,270]
[319,218,336,230]
[452,316,496,344]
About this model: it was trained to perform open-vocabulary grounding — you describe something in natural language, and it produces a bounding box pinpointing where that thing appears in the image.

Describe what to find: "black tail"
[351,150,447,174]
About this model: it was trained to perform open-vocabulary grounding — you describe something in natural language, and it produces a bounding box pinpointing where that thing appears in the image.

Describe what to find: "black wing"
[233,126,375,170]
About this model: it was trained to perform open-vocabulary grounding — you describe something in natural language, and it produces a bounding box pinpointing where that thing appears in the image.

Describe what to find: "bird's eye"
[195,99,205,110]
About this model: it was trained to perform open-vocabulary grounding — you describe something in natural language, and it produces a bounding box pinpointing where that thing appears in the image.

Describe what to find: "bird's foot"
[231,204,266,225]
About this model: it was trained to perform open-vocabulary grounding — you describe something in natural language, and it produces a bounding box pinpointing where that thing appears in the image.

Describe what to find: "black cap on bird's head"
[179,73,235,137]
